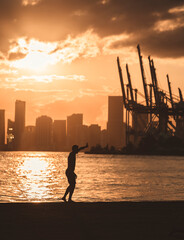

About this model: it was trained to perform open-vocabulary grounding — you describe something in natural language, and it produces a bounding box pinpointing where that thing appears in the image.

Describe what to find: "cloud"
[5,74,87,84]
[154,18,184,32]
[0,52,6,60]
[50,30,100,62]
[79,85,117,97]
[22,0,41,6]
[169,4,184,14]
[4,32,100,71]
[0,69,17,75]
[8,51,27,60]
[1,0,184,58]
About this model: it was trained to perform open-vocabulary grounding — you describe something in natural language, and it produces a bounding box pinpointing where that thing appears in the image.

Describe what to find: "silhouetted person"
[62,143,88,202]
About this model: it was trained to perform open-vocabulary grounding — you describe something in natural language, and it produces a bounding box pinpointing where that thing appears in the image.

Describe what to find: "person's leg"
[62,172,76,202]
[62,185,71,201]
[68,182,76,201]
[62,171,72,201]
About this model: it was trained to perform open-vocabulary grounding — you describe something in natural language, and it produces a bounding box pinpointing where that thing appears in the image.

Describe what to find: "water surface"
[0,152,184,202]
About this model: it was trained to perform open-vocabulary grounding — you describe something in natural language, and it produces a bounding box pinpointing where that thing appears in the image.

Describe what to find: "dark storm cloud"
[0,0,21,19]
[142,26,184,58]
[0,0,184,58]
[109,25,184,58]
[0,0,22,52]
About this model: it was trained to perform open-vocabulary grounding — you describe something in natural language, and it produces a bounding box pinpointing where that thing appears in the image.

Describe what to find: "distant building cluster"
[0,96,150,151]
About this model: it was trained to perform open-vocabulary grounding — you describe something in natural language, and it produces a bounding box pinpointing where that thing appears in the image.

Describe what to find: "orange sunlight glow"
[18,156,51,201]
[9,32,100,72]
[10,38,58,72]
[22,0,41,6]
[12,51,54,71]
[20,157,49,173]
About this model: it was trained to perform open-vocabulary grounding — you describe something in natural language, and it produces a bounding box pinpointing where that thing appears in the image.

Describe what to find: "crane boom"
[178,88,183,102]
[148,56,160,107]
[151,59,159,91]
[137,44,149,106]
[148,56,157,105]
[126,64,134,102]
[167,74,174,109]
[117,57,127,107]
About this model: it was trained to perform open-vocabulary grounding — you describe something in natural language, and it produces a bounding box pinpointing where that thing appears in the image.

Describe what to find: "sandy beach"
[0,201,184,240]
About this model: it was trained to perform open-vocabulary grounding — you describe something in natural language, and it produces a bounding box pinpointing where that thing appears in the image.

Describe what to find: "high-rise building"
[14,100,26,150]
[76,124,89,147]
[53,120,66,151]
[101,129,108,148]
[7,119,15,149]
[0,110,5,149]
[21,126,36,150]
[35,115,53,150]
[67,114,83,149]
[107,96,125,149]
[88,124,101,148]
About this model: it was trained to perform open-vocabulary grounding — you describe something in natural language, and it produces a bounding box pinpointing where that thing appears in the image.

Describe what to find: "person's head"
[72,145,79,153]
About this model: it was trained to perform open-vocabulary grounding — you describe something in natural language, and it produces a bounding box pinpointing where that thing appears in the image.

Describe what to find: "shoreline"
[1,201,184,240]
[85,151,184,156]
[1,149,184,156]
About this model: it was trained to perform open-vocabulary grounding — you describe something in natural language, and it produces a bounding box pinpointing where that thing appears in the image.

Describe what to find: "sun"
[10,38,58,72]
[12,52,53,71]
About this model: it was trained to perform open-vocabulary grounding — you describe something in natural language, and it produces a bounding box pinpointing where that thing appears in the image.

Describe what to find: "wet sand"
[0,201,184,240]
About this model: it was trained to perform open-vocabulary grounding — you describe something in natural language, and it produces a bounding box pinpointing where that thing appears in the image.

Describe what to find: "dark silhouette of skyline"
[0,94,184,154]
[2,96,125,151]
[14,100,26,150]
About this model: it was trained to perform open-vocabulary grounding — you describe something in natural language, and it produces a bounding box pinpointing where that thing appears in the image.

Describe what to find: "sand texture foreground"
[0,202,184,240]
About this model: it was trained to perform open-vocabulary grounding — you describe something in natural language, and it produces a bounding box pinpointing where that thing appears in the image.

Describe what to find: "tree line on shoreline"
[86,135,184,156]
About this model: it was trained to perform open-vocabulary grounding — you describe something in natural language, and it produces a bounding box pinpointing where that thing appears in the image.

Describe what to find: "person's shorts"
[66,169,77,185]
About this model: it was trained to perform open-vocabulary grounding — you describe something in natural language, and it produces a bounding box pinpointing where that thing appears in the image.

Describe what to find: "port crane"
[117,45,184,146]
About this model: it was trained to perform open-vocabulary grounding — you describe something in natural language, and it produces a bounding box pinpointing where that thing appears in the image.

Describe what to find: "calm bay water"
[0,151,184,202]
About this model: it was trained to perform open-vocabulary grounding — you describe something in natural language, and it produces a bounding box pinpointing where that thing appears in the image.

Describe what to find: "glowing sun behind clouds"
[10,38,59,72]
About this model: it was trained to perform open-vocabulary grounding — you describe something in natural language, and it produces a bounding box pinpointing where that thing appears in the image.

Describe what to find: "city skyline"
[3,96,126,151]
[0,1,184,130]
[4,97,110,129]
[1,90,184,152]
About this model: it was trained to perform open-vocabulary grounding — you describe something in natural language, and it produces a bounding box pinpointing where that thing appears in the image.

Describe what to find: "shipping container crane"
[167,74,174,109]
[178,88,183,102]
[137,44,149,107]
[126,64,134,102]
[117,45,184,147]
[148,56,159,107]
[117,57,127,108]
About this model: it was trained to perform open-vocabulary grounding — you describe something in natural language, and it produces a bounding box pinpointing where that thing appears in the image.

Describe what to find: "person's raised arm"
[78,143,88,152]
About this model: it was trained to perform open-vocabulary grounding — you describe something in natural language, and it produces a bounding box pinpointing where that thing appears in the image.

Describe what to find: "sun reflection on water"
[1,152,184,203]
[17,155,52,202]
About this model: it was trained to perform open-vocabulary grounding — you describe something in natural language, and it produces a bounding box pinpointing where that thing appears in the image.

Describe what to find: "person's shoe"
[68,199,75,203]
[61,197,67,202]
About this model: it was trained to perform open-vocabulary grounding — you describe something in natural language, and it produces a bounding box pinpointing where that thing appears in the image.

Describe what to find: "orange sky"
[0,0,184,129]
